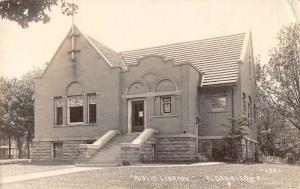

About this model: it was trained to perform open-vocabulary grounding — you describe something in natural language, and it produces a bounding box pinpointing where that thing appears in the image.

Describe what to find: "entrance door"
[132,100,144,132]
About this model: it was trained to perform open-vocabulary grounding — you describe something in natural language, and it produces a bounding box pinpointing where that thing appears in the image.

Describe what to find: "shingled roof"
[84,35,127,71]
[120,33,246,86]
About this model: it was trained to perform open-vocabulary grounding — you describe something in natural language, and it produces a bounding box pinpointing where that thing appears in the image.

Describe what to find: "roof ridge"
[120,33,246,53]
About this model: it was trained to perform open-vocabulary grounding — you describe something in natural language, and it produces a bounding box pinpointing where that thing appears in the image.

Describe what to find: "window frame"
[87,94,97,124]
[210,95,227,112]
[54,97,63,125]
[248,96,252,118]
[52,142,63,160]
[160,96,172,114]
[67,95,84,125]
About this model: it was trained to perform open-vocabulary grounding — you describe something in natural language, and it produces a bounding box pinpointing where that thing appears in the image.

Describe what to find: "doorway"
[130,100,145,132]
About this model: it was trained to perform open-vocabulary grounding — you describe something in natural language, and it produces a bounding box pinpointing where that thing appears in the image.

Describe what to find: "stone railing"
[78,130,120,159]
[120,128,158,164]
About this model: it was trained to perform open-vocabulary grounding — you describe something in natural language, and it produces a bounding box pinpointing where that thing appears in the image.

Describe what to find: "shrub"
[286,153,295,165]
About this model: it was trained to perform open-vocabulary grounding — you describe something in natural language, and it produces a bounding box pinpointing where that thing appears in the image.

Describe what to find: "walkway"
[1,166,100,184]
[1,162,223,184]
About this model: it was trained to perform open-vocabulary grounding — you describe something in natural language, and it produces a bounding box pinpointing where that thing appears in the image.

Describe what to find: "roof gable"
[38,26,127,79]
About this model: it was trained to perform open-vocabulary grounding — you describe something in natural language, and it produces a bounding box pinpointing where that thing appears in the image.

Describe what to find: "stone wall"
[31,141,51,162]
[198,138,258,162]
[31,140,83,162]
[198,139,212,160]
[156,135,197,162]
[62,140,83,162]
[120,134,157,164]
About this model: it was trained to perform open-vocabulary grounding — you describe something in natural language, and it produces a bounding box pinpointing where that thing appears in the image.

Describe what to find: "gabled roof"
[120,33,246,86]
[84,35,127,71]
[41,25,249,86]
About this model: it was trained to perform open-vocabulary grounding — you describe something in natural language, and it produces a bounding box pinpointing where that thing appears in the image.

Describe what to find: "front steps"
[77,133,139,166]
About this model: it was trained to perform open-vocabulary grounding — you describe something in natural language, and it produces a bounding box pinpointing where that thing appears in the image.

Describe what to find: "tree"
[0,66,43,158]
[17,66,44,158]
[0,0,78,28]
[222,117,248,161]
[0,77,20,158]
[260,23,300,131]
[256,60,300,160]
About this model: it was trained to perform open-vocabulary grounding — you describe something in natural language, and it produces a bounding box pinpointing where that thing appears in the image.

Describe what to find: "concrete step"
[78,133,139,165]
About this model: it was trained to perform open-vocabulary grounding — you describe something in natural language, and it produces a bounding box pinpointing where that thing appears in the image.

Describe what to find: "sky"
[0,0,297,78]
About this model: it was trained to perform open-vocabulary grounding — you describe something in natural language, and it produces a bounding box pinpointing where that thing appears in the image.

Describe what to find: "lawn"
[1,163,300,189]
[0,162,73,177]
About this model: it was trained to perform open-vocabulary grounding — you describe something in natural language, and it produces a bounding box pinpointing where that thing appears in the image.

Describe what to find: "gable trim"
[37,27,73,79]
[239,30,251,62]
[82,34,114,67]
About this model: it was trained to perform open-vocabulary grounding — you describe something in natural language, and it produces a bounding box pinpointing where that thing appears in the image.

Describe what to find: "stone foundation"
[62,140,83,162]
[120,134,157,164]
[31,141,52,162]
[198,138,258,162]
[156,134,197,162]
[31,140,83,162]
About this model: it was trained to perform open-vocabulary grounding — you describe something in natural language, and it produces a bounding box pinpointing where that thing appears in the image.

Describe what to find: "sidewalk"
[1,166,101,184]
[0,159,31,165]
[1,162,224,185]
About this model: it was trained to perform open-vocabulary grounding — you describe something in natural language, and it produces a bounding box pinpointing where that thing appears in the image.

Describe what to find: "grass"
[1,163,300,189]
[0,162,73,177]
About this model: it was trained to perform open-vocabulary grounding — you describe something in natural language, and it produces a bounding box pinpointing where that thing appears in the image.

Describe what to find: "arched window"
[66,82,84,124]
[155,79,176,92]
[66,82,83,96]
[127,82,146,95]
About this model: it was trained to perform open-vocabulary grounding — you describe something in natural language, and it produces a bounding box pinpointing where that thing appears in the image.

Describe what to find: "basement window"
[68,96,83,124]
[52,142,63,160]
[84,140,96,144]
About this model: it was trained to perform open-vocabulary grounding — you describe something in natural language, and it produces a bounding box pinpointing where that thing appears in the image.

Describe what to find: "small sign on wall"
[139,111,144,117]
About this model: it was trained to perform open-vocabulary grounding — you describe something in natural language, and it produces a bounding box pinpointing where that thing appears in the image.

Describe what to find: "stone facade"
[62,140,83,162]
[156,135,197,162]
[31,140,83,162]
[198,138,258,162]
[31,141,52,162]
[120,134,157,164]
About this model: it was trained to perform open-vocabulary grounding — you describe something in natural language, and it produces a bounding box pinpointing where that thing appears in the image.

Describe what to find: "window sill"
[153,114,178,118]
[53,123,97,128]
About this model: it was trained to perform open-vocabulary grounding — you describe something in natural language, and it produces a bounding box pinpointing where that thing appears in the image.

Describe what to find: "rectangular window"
[68,96,83,124]
[242,93,247,113]
[248,103,252,118]
[253,104,256,119]
[52,142,63,159]
[211,96,227,111]
[161,96,172,113]
[88,94,96,123]
[55,97,63,125]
